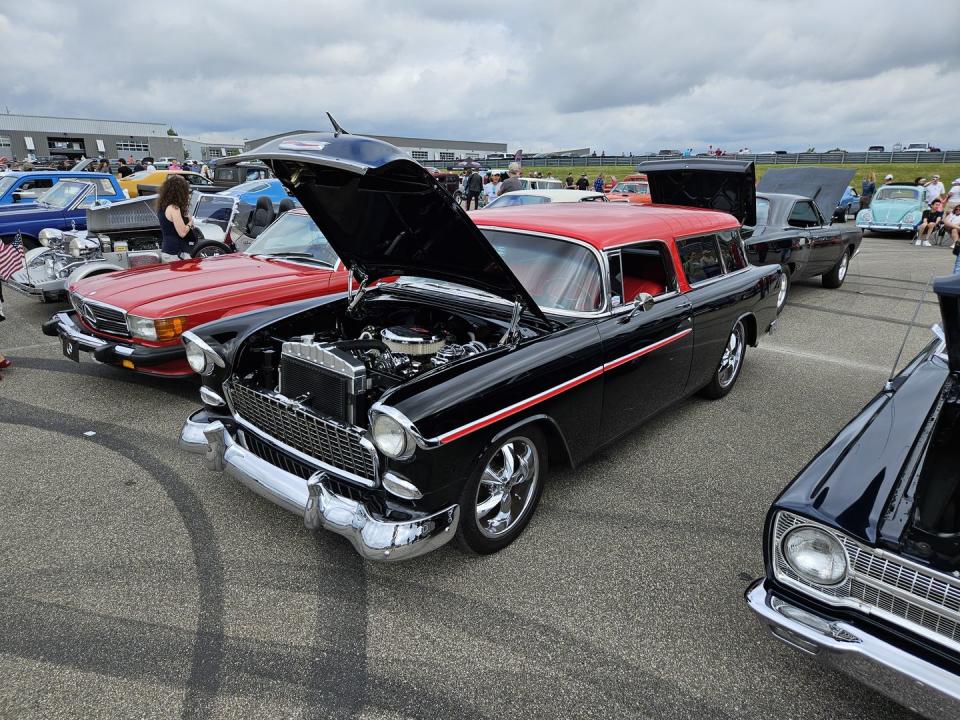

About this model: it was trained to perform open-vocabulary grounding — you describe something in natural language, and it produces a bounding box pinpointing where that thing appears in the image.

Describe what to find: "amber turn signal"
[154,316,188,341]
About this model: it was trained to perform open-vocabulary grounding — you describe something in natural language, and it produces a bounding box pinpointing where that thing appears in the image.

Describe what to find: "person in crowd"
[883,173,895,185]
[0,277,8,377]
[156,175,195,262]
[946,179,960,213]
[594,174,604,193]
[497,163,523,196]
[200,163,212,179]
[609,175,618,189]
[133,158,145,172]
[924,174,945,205]
[916,198,944,246]
[117,159,133,178]
[914,176,927,187]
[144,157,157,171]
[483,172,500,205]
[169,159,181,171]
[860,172,876,209]
[565,173,574,188]
[127,155,135,165]
[463,168,483,210]
[576,173,589,191]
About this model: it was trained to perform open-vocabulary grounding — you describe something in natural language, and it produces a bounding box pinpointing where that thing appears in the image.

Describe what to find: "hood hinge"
[499,298,524,347]
[347,266,369,317]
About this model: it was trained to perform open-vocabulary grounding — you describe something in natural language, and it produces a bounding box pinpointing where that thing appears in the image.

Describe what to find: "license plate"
[61,335,81,363]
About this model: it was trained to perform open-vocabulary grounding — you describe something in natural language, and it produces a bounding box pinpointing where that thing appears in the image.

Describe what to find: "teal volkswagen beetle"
[855,183,925,235]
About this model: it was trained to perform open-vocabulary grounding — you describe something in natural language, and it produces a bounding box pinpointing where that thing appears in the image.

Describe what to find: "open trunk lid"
[635,158,756,226]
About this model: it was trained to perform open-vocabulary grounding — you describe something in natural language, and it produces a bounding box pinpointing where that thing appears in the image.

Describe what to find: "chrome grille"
[773,511,960,653]
[70,293,130,337]
[225,381,378,485]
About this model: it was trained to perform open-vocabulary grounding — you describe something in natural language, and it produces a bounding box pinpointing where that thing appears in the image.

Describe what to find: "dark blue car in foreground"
[0,177,126,249]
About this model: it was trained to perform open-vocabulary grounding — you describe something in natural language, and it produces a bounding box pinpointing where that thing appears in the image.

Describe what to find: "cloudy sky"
[0,1,957,153]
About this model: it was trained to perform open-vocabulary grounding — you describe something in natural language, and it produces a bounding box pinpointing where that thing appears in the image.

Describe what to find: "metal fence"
[494,151,960,167]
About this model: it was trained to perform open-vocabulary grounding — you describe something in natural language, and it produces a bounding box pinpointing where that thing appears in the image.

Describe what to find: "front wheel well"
[487,415,574,471]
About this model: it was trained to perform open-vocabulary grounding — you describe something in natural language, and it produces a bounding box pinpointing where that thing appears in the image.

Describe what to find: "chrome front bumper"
[746,580,960,718]
[858,223,916,232]
[180,416,459,562]
[6,267,65,297]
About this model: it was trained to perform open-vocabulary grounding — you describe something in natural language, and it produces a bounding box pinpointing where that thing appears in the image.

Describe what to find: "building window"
[225,148,241,156]
[0,136,10,149]
[116,140,149,153]
[410,150,429,161]
[438,151,455,161]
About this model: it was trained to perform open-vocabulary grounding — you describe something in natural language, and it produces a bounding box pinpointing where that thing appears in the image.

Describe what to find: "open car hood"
[935,273,960,374]
[635,159,756,226]
[220,132,547,322]
[757,167,855,222]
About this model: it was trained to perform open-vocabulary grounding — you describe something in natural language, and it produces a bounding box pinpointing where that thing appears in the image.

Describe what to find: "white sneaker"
[922,240,931,247]
[914,239,921,245]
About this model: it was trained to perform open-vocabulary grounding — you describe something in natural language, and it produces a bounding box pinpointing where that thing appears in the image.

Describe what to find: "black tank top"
[158,207,188,256]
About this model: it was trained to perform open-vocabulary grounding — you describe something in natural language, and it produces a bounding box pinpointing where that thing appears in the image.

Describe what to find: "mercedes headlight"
[127,314,186,342]
[371,412,414,459]
[782,526,848,585]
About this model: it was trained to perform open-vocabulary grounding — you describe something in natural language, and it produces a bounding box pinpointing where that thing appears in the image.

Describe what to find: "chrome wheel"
[474,437,540,539]
[197,245,226,257]
[838,252,849,281]
[777,272,789,310]
[718,322,745,389]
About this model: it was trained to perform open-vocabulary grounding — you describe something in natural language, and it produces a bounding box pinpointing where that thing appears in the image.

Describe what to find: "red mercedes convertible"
[43,208,348,377]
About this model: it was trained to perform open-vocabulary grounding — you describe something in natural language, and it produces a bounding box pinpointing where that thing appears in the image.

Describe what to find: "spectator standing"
[144,158,157,171]
[497,163,523,196]
[133,158,146,172]
[576,173,589,191]
[943,204,960,246]
[860,172,876,209]
[565,173,574,188]
[594,174,604,193]
[883,173,895,185]
[200,163,212,180]
[156,175,195,262]
[483,173,500,205]
[924,174,945,205]
[916,199,944,246]
[117,159,133,178]
[946,179,960,213]
[463,168,483,210]
[169,159,182,171]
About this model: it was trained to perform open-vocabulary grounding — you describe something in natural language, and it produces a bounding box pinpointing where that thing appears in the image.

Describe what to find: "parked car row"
[5,130,957,718]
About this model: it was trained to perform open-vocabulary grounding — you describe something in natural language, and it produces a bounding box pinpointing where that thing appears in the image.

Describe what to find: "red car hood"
[69,254,341,318]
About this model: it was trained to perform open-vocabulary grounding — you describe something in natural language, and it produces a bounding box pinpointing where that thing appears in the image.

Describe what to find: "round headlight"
[185,340,210,374]
[782,526,848,586]
[371,412,413,459]
[39,228,63,247]
[904,211,919,224]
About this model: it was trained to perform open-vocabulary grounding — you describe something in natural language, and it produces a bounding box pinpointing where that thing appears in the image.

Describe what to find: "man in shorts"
[916,198,945,246]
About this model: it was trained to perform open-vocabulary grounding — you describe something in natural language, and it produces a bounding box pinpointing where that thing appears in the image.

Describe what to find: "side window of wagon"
[717,230,748,271]
[676,234,723,285]
[609,242,677,305]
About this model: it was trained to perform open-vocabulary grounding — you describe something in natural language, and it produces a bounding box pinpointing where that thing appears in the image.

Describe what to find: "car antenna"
[885,276,933,393]
[326,112,349,137]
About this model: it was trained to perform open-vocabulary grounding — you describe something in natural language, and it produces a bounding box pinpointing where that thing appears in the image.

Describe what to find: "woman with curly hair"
[156,174,195,261]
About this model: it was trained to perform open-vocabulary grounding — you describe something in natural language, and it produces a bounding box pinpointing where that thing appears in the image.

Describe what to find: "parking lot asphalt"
[0,230,950,720]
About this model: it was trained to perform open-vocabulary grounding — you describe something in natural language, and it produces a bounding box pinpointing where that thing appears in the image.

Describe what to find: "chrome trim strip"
[368,403,440,451]
[200,386,226,407]
[181,331,225,369]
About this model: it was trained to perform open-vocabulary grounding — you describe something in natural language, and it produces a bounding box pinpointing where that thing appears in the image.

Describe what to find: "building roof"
[0,113,173,137]
[473,202,739,249]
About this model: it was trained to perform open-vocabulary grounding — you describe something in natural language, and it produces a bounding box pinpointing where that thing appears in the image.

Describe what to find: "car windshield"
[245,212,337,266]
[484,194,552,208]
[222,180,270,197]
[481,229,603,313]
[36,180,91,209]
[611,182,648,194]
[874,187,922,201]
[754,198,770,225]
[193,195,236,230]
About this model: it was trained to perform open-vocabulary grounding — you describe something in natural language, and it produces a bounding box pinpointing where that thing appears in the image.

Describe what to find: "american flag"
[0,232,25,280]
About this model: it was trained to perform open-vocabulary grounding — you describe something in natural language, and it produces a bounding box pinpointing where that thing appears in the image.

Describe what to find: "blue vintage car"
[855,183,926,235]
[0,171,126,206]
[218,178,298,207]
[0,177,126,249]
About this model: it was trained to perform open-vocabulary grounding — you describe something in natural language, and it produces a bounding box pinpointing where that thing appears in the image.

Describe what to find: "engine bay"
[237,299,539,427]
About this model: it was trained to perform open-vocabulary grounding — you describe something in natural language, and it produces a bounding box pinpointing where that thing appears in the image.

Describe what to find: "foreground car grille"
[239,430,385,516]
[225,381,378,485]
[773,511,960,653]
[70,293,130,337]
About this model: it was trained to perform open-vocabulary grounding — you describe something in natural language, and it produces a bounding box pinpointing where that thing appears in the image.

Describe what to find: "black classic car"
[178,131,781,561]
[746,277,960,717]
[638,162,863,312]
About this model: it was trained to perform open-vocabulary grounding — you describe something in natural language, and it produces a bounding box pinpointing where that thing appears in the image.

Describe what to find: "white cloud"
[0,0,956,152]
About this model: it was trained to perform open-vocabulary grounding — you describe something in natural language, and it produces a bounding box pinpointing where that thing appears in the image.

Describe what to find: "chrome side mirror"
[622,292,656,322]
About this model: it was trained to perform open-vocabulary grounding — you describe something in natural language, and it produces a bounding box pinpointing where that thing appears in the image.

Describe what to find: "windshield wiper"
[262,252,334,267]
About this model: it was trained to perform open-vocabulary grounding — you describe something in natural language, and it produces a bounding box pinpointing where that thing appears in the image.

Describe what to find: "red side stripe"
[435,327,692,444]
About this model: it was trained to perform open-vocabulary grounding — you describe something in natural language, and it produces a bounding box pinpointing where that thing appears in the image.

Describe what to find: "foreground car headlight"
[39,228,63,247]
[371,412,415,459]
[127,314,187,342]
[181,331,225,375]
[782,526,848,585]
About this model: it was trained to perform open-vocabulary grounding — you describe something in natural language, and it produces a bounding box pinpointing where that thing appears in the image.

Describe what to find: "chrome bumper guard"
[746,580,960,718]
[51,311,109,349]
[180,417,459,562]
